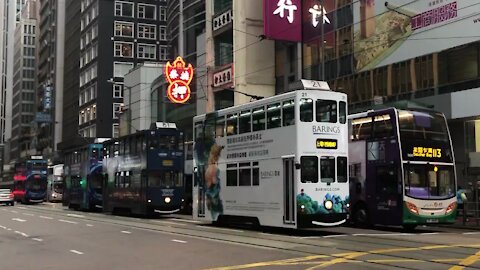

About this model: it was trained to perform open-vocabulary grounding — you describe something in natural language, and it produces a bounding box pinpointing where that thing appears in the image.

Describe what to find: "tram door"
[283,158,295,224]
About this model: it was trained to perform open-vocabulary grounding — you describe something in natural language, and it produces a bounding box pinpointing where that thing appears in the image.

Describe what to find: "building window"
[137,44,156,59]
[114,21,134,37]
[159,26,167,41]
[113,62,134,78]
[113,84,123,98]
[113,124,120,138]
[159,46,168,60]
[138,4,156,20]
[159,7,166,21]
[137,23,156,39]
[92,105,96,120]
[114,42,133,58]
[113,103,123,119]
[115,1,134,17]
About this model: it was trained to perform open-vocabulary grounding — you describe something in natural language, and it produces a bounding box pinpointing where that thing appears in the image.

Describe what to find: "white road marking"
[17,207,26,210]
[195,225,243,233]
[353,233,414,237]
[323,234,349,238]
[86,224,93,227]
[171,239,187,244]
[121,231,132,234]
[70,250,84,255]
[39,216,53,220]
[420,232,440,235]
[170,218,203,224]
[1,208,7,211]
[300,236,322,239]
[22,213,34,216]
[12,218,26,222]
[10,210,18,213]
[67,214,85,218]
[0,225,7,229]
[152,220,187,226]
[14,231,29,237]
[59,219,78,224]
[463,232,480,235]
[32,238,43,242]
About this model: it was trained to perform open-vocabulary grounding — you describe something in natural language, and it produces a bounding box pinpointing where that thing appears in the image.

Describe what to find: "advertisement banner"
[264,0,302,42]
[353,0,480,71]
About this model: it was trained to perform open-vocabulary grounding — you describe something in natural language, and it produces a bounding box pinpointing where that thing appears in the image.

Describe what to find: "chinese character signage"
[264,0,302,42]
[316,138,337,149]
[302,0,335,44]
[43,85,52,110]
[412,147,442,158]
[164,56,194,104]
[353,0,480,72]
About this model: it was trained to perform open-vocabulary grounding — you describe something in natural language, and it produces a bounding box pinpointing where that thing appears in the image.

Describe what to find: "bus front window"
[404,164,455,199]
[399,110,449,142]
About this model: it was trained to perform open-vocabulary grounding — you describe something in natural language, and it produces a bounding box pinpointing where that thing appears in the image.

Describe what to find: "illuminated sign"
[162,160,173,166]
[316,139,337,149]
[412,147,442,158]
[164,56,194,104]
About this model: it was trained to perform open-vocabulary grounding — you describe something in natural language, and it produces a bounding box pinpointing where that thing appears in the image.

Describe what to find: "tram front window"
[53,183,63,193]
[148,171,183,187]
[27,177,46,191]
[404,164,455,199]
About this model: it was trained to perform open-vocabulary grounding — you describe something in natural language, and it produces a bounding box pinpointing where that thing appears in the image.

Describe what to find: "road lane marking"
[14,231,29,237]
[420,232,439,235]
[70,250,84,255]
[17,207,26,209]
[10,210,18,213]
[1,208,7,211]
[171,239,187,244]
[12,218,26,222]
[352,233,413,237]
[463,232,480,235]
[323,235,348,238]
[59,219,78,224]
[32,238,43,242]
[170,218,203,224]
[204,255,330,270]
[22,213,34,216]
[121,231,132,234]
[39,216,53,220]
[67,214,85,218]
[86,224,93,227]
[449,251,480,270]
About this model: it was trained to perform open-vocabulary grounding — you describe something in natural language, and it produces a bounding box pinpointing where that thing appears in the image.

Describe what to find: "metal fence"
[459,190,480,227]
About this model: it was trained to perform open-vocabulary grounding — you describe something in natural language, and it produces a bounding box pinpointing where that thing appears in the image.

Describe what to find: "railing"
[459,190,480,227]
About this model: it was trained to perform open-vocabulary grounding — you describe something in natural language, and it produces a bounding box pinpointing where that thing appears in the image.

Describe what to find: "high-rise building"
[10,0,37,160]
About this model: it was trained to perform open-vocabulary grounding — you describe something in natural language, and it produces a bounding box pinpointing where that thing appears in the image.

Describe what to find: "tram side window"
[373,114,393,139]
[316,100,337,123]
[253,162,259,186]
[320,156,335,183]
[300,98,313,122]
[252,106,266,131]
[300,156,318,183]
[267,103,281,129]
[339,101,347,124]
[283,100,295,126]
[226,164,238,186]
[226,113,238,136]
[239,110,252,134]
[337,157,348,183]
[239,162,251,186]
[124,171,130,188]
[216,116,225,137]
[351,117,373,141]
[131,171,141,188]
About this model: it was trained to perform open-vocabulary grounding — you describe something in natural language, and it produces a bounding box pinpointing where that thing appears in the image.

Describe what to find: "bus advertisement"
[193,81,349,228]
[13,157,48,204]
[349,106,457,229]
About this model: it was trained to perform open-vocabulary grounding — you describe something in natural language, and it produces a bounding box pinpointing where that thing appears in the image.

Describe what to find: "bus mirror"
[295,163,301,170]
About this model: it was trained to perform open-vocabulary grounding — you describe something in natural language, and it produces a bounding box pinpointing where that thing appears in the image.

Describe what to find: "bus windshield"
[398,110,449,142]
[404,164,455,199]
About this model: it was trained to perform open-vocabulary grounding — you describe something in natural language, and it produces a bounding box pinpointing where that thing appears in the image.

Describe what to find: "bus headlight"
[164,197,171,204]
[406,202,419,215]
[324,200,333,210]
[446,202,457,215]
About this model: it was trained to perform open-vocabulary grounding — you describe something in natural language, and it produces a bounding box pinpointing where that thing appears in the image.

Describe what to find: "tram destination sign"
[316,139,337,149]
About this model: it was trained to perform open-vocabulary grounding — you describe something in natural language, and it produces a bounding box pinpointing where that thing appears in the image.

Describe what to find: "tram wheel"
[353,205,370,227]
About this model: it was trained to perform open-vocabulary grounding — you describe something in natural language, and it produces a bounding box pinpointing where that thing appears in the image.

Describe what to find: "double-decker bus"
[348,104,457,229]
[102,123,184,216]
[192,81,349,228]
[12,157,48,204]
[64,143,104,210]
[47,164,64,202]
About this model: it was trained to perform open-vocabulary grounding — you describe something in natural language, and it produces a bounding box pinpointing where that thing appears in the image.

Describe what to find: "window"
[239,110,251,134]
[226,113,238,136]
[113,62,133,77]
[252,162,259,186]
[351,117,372,141]
[137,44,156,59]
[113,124,120,138]
[226,164,238,186]
[216,116,225,137]
[339,101,347,124]
[301,156,318,183]
[320,156,335,183]
[239,163,251,186]
[252,106,265,131]
[115,1,134,17]
[337,157,348,183]
[138,4,156,19]
[159,26,167,40]
[373,114,393,139]
[138,24,156,39]
[300,98,313,122]
[267,103,281,129]
[159,7,167,21]
[316,100,337,123]
[159,46,168,60]
[113,103,123,119]
[282,99,295,126]
[114,42,133,58]
[114,21,134,37]
[113,84,123,98]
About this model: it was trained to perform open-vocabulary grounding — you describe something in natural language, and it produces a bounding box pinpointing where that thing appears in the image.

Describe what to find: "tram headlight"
[148,199,152,203]
[164,197,171,204]
[324,200,333,210]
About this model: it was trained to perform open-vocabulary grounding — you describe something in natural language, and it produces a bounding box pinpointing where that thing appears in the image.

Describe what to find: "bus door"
[371,164,402,225]
[283,158,295,224]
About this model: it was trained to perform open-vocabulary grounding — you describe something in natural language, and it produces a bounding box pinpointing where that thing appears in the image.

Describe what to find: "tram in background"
[12,157,48,204]
[47,164,64,202]
[348,103,457,230]
[192,80,349,228]
[102,122,184,216]
[63,142,104,210]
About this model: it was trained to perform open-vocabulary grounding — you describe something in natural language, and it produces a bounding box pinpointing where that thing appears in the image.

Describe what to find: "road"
[0,203,479,270]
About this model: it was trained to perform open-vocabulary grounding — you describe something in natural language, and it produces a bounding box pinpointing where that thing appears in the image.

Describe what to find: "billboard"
[353,0,480,71]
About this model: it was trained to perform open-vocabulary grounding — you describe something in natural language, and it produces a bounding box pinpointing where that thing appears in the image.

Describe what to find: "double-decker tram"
[102,123,184,216]
[64,143,104,210]
[348,104,457,229]
[47,164,64,202]
[12,157,48,204]
[192,81,349,228]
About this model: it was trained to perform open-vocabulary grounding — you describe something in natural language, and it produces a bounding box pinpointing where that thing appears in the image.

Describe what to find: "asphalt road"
[0,203,479,270]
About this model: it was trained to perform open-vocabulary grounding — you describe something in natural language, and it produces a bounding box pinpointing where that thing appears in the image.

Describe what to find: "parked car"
[0,189,15,206]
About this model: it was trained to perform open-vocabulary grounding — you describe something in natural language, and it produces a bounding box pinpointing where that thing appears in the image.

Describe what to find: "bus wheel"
[353,205,370,227]
[403,224,417,231]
